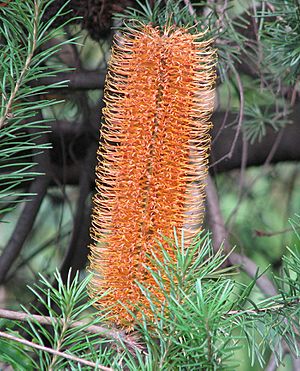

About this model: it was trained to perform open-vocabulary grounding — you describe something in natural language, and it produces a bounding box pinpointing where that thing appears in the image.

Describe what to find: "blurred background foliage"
[0,0,300,369]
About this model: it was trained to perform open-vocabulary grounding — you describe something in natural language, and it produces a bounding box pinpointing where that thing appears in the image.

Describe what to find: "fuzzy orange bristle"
[88,24,216,326]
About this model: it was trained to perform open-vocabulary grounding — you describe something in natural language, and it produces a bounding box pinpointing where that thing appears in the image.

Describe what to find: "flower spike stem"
[89,24,216,326]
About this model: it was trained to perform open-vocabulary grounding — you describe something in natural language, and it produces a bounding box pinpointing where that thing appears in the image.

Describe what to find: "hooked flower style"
[88,24,216,326]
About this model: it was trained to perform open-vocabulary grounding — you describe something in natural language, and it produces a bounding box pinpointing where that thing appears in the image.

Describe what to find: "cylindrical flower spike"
[88,24,216,326]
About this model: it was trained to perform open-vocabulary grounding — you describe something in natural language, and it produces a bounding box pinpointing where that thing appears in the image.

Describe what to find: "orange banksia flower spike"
[88,24,216,326]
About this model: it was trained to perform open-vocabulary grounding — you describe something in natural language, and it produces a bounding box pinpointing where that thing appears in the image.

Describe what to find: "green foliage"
[1,229,300,369]
[0,0,75,217]
[260,0,300,84]
[237,243,300,367]
[0,337,33,370]
[131,233,239,370]
[243,102,290,144]
[0,1,299,370]
[0,271,117,370]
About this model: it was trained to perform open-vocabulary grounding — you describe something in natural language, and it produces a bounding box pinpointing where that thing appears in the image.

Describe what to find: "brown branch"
[32,60,258,94]
[0,308,143,352]
[46,106,300,186]
[32,70,106,91]
[1,108,299,192]
[210,110,300,173]
[52,115,300,186]
[0,330,112,370]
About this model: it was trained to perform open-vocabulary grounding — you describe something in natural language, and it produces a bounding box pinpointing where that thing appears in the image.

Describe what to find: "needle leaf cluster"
[0,0,76,217]
[259,0,300,84]
[1,226,300,369]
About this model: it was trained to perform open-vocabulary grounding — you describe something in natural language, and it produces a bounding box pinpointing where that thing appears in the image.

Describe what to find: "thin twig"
[48,315,69,370]
[254,226,299,237]
[0,331,112,370]
[0,308,142,352]
[265,353,279,371]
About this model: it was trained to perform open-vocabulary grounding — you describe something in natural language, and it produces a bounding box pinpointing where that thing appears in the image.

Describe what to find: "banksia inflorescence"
[88,24,216,326]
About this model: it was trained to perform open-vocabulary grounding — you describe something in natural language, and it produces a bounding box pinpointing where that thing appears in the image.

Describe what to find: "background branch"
[0,107,295,191]
[32,70,106,91]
